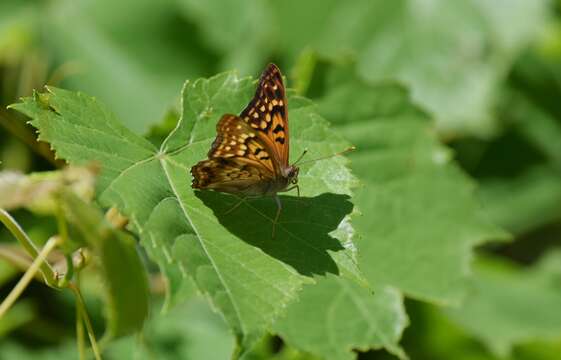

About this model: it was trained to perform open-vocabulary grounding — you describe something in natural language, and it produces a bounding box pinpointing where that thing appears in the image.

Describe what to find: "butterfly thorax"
[237,164,298,196]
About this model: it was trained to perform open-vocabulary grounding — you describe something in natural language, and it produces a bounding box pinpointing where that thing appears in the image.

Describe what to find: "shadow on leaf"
[196,191,352,277]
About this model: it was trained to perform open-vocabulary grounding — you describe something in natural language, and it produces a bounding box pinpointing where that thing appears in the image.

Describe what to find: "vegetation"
[1,1,561,359]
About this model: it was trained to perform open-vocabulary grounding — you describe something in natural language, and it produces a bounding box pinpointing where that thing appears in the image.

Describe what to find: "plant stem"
[75,276,86,360]
[0,236,60,319]
[69,283,102,360]
[0,208,57,286]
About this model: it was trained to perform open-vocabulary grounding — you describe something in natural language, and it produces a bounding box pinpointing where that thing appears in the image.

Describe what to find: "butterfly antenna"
[297,146,356,165]
[293,149,309,166]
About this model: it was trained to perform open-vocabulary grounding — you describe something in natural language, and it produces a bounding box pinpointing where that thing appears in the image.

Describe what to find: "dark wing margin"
[239,63,289,168]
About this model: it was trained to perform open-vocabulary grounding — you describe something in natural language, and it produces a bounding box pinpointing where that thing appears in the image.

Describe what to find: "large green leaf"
[266,64,506,360]
[318,65,508,304]
[1,0,211,132]
[10,70,361,353]
[445,252,561,357]
[180,0,549,136]
[274,275,408,360]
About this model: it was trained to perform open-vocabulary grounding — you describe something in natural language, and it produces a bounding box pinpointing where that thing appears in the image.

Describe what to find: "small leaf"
[59,191,150,338]
[445,252,561,357]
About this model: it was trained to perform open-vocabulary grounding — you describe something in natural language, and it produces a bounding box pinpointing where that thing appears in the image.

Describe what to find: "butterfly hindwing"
[240,63,289,169]
[191,157,271,193]
[208,114,276,174]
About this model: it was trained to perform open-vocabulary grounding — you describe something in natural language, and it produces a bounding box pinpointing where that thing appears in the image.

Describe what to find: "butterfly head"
[285,165,299,185]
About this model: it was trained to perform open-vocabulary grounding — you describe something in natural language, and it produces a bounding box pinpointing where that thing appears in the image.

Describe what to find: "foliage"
[1,1,561,360]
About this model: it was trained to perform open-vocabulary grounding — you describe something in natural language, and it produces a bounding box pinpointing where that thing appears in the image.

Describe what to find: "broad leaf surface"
[266,65,507,360]
[1,0,201,131]
[11,71,361,352]
[274,275,408,360]
[318,66,508,304]
[107,297,235,360]
[180,0,548,136]
[445,252,561,357]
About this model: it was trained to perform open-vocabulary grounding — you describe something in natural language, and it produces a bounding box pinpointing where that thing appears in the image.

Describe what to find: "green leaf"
[106,297,235,360]
[445,252,561,357]
[274,276,408,360]
[11,70,361,353]
[478,165,561,235]
[268,63,506,359]
[0,300,35,337]
[178,0,272,75]
[272,0,549,137]
[318,65,508,304]
[0,341,78,360]
[10,0,216,132]
[59,191,150,338]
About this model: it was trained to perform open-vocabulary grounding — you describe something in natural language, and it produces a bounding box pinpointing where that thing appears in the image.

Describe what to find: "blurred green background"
[1,0,561,359]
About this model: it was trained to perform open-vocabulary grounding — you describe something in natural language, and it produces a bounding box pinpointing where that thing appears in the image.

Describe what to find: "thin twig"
[0,208,57,286]
[75,276,86,360]
[69,283,102,360]
[0,236,60,319]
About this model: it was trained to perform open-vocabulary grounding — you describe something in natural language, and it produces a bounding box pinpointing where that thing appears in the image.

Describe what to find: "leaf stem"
[69,283,102,360]
[0,208,57,286]
[0,236,60,319]
[75,276,86,360]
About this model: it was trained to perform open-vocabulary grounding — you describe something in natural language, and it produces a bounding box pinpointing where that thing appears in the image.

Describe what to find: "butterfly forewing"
[208,114,276,174]
[239,63,289,169]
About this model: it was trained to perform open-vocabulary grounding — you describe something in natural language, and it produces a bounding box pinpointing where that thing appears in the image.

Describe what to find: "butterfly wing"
[239,63,289,171]
[191,158,269,194]
[191,63,290,195]
[208,114,276,174]
[191,114,276,194]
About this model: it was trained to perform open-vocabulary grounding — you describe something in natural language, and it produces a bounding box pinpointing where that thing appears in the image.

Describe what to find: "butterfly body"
[192,158,298,197]
[191,63,298,199]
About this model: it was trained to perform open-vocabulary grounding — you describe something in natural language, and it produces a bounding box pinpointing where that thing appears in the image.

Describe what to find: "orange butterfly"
[191,63,352,236]
[191,64,299,234]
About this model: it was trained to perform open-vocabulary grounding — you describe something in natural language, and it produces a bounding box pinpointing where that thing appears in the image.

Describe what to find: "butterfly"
[191,63,301,234]
[191,63,353,236]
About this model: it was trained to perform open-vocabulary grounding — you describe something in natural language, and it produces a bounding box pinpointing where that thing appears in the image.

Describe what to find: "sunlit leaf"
[11,70,361,353]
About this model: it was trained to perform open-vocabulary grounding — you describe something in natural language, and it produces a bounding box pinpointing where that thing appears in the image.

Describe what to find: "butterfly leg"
[272,195,282,238]
[285,185,300,197]
[224,195,248,215]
